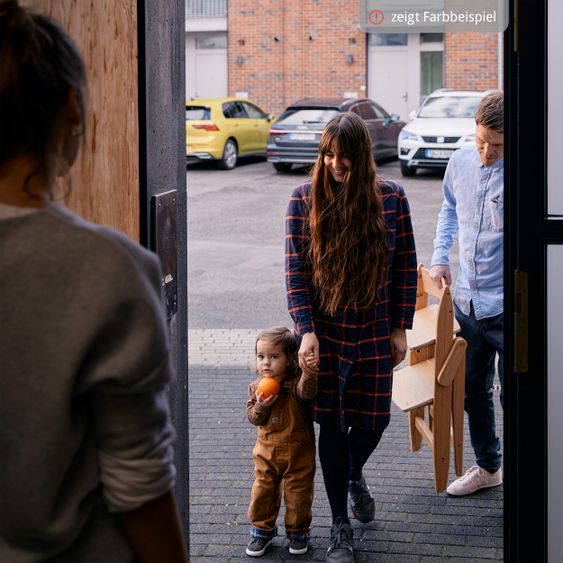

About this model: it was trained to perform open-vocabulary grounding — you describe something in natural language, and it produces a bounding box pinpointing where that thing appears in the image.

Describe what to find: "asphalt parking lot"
[187,156,457,329]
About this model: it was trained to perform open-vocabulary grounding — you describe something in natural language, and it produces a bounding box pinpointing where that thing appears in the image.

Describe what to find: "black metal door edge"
[504,0,549,560]
[137,0,189,544]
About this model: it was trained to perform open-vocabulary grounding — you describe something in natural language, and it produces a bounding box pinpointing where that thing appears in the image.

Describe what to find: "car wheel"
[218,139,238,170]
[400,160,417,177]
[273,163,292,173]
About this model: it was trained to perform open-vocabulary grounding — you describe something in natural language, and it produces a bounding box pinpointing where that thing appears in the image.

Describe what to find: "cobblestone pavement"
[188,329,504,562]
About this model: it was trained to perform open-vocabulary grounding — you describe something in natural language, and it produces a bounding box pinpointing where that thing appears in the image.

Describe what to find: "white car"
[398,89,490,177]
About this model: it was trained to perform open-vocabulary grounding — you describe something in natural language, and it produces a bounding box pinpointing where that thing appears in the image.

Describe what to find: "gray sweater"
[0,204,176,562]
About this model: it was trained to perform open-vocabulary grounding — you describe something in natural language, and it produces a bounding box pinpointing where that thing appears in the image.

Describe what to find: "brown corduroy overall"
[247,377,316,538]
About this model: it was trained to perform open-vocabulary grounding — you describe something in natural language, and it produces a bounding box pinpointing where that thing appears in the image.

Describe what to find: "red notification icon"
[368,9,384,25]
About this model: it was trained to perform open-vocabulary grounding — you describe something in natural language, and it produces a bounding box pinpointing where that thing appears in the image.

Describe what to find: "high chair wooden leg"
[433,384,453,493]
[409,408,424,452]
[452,363,465,476]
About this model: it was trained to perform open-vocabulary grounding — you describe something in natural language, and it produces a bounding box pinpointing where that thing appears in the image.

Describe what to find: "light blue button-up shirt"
[431,146,503,320]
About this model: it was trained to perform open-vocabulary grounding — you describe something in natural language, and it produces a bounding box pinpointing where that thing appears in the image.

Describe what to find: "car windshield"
[277,108,340,125]
[418,96,482,118]
[186,106,211,120]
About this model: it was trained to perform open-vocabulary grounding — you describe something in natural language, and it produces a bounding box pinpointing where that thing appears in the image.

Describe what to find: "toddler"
[246,326,318,557]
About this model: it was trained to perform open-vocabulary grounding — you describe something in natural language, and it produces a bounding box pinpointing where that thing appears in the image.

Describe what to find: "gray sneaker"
[349,476,375,523]
[246,537,272,557]
[326,517,354,562]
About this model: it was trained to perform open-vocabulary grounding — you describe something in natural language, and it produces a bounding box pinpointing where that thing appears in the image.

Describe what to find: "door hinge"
[514,270,528,373]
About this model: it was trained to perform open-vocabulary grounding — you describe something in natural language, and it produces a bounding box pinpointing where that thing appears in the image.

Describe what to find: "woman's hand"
[298,332,320,375]
[390,327,408,368]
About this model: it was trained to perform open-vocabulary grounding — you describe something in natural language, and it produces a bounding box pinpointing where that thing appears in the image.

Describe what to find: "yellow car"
[186,97,275,170]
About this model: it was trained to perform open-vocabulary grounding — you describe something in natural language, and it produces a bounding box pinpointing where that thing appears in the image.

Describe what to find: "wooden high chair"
[392,267,467,493]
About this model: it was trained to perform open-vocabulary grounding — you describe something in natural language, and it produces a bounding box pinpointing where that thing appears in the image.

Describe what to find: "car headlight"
[461,134,476,143]
[400,130,420,142]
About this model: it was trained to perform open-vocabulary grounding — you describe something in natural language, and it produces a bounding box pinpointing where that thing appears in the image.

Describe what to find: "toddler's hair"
[255,326,299,379]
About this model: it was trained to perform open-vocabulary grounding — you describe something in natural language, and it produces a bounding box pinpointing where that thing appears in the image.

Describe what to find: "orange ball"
[257,377,280,399]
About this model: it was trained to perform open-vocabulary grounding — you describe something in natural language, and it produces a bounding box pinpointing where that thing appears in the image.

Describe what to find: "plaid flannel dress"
[285,180,417,431]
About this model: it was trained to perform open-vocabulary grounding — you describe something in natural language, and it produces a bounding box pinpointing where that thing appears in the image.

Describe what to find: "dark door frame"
[137,0,189,542]
[504,0,562,560]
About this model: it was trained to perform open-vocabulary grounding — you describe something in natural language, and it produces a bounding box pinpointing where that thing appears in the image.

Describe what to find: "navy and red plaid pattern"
[285,180,417,431]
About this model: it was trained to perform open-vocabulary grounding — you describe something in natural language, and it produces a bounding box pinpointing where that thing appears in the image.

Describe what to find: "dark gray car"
[266,97,405,172]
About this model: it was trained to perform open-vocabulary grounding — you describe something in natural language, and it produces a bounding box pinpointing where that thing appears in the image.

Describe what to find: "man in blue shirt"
[430,92,504,496]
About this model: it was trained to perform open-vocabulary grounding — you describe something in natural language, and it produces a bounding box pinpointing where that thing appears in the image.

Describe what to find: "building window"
[420,33,444,44]
[420,51,443,98]
[369,33,408,46]
[195,35,227,49]
[186,0,227,18]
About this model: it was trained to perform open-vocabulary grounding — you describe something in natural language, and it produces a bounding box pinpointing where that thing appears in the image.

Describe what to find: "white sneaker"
[446,465,502,496]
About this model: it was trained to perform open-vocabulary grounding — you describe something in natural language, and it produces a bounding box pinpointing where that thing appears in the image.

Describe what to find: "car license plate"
[425,149,454,158]
[289,132,316,141]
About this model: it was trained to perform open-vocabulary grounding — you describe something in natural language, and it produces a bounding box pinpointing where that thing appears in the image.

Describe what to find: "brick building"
[186,0,502,119]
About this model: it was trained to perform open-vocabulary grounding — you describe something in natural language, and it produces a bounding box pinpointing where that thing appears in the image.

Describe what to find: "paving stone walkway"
[188,329,503,562]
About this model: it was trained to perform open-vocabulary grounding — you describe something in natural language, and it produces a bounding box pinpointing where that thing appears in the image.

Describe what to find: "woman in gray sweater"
[0,1,187,561]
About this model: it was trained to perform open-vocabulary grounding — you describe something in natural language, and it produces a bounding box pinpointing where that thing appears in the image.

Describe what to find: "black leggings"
[318,423,384,523]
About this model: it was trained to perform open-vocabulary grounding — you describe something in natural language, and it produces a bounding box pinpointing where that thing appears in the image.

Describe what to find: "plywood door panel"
[22,0,139,240]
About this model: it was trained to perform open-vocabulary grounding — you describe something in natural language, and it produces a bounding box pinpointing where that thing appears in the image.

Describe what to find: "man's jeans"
[454,302,504,474]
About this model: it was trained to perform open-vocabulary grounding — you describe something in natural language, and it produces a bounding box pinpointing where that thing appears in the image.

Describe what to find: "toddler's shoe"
[446,465,503,496]
[289,538,308,555]
[246,537,272,557]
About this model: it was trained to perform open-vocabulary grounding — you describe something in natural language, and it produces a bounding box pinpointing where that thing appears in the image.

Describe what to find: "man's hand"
[390,327,408,368]
[430,264,451,289]
[298,332,319,375]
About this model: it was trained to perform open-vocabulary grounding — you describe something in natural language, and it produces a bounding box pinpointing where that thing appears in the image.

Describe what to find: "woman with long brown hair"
[286,112,417,562]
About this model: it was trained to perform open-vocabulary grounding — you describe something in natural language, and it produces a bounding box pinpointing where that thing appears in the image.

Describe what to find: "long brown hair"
[308,112,388,315]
